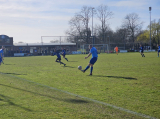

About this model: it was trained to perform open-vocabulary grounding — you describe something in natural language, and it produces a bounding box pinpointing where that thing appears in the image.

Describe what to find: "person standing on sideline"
[157,44,160,57]
[0,46,5,65]
[62,48,68,61]
[114,46,118,55]
[81,45,98,75]
[140,44,145,57]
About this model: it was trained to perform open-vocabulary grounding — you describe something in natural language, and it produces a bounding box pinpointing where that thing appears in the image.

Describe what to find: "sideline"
[0,72,157,119]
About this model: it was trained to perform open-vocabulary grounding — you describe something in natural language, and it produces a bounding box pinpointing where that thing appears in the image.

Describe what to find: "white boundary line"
[0,72,157,119]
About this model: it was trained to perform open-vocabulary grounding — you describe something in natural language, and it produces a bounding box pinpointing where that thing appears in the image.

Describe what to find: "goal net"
[80,44,109,54]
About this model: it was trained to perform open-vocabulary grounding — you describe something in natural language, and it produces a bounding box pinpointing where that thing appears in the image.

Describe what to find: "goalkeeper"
[114,46,118,55]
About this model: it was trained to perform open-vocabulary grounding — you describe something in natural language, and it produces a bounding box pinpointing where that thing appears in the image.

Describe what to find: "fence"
[80,44,109,54]
[3,36,156,57]
[41,36,155,51]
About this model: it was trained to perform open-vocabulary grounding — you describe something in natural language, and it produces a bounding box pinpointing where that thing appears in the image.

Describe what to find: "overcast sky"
[0,0,159,43]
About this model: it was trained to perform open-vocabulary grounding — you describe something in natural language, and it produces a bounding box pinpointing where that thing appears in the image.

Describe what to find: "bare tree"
[78,6,92,31]
[66,5,114,44]
[122,13,143,43]
[66,16,83,36]
[66,6,92,44]
[113,28,127,43]
[96,4,113,42]
[76,6,92,43]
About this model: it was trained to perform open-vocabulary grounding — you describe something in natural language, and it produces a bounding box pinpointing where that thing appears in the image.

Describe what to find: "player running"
[53,49,66,66]
[81,45,98,75]
[114,46,118,55]
[157,44,160,57]
[0,46,5,65]
[140,44,145,57]
[62,48,68,61]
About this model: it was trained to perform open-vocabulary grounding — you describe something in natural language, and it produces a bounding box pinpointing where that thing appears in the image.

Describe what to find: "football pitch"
[0,52,160,119]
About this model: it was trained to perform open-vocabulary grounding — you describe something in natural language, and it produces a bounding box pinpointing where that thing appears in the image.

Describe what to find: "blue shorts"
[56,57,61,61]
[90,57,97,65]
[158,50,160,52]
[140,50,143,53]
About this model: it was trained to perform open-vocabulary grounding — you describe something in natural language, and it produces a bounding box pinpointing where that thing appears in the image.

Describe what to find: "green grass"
[0,52,160,119]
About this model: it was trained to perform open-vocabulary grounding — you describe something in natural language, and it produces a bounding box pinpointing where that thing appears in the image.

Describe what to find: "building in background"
[0,35,77,56]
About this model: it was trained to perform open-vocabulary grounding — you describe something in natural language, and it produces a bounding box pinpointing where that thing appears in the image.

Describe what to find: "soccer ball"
[78,66,82,70]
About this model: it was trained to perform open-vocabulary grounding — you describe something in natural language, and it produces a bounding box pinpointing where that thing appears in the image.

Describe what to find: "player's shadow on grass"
[64,99,89,104]
[0,84,90,107]
[63,66,75,68]
[92,75,137,80]
[2,72,27,75]
[67,61,77,62]
[0,94,32,111]
[4,64,15,65]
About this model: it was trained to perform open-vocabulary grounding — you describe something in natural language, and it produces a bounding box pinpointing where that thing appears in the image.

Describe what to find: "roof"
[13,42,76,46]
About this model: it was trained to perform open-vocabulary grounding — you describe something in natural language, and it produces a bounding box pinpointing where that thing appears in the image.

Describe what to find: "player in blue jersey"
[140,44,145,57]
[53,49,66,66]
[62,48,68,61]
[1,47,4,64]
[157,44,160,57]
[81,45,98,75]
[0,46,5,65]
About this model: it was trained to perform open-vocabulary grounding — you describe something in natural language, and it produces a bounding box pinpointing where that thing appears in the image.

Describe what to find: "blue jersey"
[0,49,3,58]
[62,49,66,55]
[53,51,61,58]
[140,46,143,51]
[158,46,160,50]
[90,47,98,58]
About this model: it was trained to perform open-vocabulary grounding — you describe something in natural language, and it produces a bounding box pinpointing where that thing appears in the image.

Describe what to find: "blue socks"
[84,66,93,75]
[84,65,90,71]
[84,66,93,74]
[65,58,68,61]
[90,67,93,74]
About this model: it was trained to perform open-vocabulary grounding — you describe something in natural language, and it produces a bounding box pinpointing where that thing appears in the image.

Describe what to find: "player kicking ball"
[53,49,66,66]
[81,45,98,75]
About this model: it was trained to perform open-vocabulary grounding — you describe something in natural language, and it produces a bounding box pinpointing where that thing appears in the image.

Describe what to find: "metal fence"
[41,36,155,51]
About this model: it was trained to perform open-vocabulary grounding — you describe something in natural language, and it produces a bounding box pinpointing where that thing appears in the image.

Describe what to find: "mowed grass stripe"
[0,73,145,119]
[0,72,157,119]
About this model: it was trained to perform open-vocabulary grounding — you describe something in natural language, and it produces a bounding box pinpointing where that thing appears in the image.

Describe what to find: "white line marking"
[0,72,157,119]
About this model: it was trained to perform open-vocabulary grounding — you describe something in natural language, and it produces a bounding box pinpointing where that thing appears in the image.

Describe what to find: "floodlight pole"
[149,7,152,50]
[108,36,110,52]
[60,36,61,49]
[92,7,94,46]
[41,36,43,53]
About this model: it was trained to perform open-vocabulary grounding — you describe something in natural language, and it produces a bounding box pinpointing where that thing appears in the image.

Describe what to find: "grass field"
[0,52,160,119]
